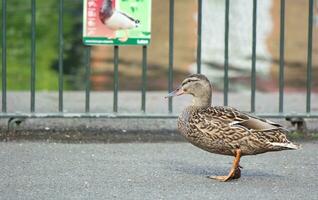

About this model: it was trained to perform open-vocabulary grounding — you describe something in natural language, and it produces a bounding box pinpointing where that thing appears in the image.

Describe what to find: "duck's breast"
[177,107,236,156]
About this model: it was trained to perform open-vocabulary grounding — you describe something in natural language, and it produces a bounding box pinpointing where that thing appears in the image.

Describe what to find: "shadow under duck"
[166,74,300,182]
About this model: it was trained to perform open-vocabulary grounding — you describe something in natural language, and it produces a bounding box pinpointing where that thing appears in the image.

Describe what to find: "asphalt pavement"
[1,141,317,200]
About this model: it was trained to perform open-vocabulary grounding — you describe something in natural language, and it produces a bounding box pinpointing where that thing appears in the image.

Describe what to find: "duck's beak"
[165,87,184,98]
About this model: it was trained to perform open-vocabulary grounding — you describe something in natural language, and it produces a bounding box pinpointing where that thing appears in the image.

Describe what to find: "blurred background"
[0,0,317,92]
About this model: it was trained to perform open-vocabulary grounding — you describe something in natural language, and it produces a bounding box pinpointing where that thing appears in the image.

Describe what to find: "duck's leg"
[208,149,242,182]
[119,30,128,42]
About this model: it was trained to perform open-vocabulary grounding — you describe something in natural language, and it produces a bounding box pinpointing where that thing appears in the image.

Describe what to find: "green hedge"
[0,0,84,90]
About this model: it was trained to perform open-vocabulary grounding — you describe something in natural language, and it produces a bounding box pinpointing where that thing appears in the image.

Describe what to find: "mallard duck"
[166,74,300,182]
[99,0,140,42]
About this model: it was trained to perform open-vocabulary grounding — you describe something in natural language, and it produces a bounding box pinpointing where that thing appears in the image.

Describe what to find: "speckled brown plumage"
[178,105,296,156]
[167,74,300,181]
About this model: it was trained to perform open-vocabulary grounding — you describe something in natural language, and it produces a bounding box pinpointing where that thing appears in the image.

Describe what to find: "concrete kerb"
[0,118,182,142]
[0,117,317,142]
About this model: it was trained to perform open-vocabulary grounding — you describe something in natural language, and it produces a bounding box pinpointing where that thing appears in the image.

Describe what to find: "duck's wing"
[105,10,139,30]
[199,106,300,150]
[117,11,139,23]
[202,106,285,131]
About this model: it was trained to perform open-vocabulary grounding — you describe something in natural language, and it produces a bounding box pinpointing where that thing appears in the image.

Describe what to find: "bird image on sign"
[99,0,140,42]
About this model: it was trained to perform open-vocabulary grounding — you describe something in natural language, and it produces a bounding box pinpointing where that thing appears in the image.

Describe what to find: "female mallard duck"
[99,0,140,42]
[167,74,300,182]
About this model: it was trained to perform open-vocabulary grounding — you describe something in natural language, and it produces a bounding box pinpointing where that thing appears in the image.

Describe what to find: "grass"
[288,131,318,140]
[0,0,83,91]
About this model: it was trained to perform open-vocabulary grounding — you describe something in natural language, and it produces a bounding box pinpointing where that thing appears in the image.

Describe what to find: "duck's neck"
[191,91,212,108]
[101,0,113,17]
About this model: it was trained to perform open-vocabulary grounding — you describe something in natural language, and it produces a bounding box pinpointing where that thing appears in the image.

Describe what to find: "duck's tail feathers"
[270,142,301,150]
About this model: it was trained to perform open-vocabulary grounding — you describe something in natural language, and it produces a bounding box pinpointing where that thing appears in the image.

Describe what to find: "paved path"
[1,141,317,200]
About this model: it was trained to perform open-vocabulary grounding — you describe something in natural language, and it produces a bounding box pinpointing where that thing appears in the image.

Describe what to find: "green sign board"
[83,0,151,46]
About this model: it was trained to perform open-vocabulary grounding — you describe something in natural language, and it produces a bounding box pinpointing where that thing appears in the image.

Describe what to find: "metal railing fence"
[1,0,317,119]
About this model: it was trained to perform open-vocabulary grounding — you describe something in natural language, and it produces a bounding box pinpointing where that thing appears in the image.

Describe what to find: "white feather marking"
[228,121,251,132]
[270,142,300,150]
[229,121,240,126]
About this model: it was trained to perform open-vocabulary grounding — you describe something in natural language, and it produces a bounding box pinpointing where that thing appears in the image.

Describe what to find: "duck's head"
[166,74,212,107]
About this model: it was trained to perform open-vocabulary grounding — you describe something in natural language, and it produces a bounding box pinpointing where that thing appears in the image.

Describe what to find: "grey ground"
[1,141,317,200]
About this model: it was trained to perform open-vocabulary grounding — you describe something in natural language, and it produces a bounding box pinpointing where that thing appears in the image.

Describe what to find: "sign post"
[83,0,151,46]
